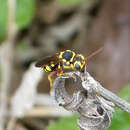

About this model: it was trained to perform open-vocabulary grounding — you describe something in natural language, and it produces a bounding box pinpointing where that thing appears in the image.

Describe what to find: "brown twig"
[79,72,130,114]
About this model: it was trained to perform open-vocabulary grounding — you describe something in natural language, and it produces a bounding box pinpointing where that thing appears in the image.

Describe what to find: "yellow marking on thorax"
[62,59,66,62]
[66,61,70,65]
[59,50,76,62]
[59,51,64,59]
[63,65,72,69]
[71,64,74,70]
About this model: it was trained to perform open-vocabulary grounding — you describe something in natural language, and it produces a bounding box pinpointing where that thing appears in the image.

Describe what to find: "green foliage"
[107,84,130,130]
[17,40,31,51]
[46,114,79,130]
[59,0,83,5]
[0,0,8,41]
[0,0,35,41]
[15,0,35,30]
[47,85,130,130]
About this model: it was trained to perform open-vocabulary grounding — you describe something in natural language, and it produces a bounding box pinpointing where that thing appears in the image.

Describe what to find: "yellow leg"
[48,71,56,90]
[48,69,63,91]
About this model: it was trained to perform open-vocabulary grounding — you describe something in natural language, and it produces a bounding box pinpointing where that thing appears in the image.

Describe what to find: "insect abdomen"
[44,63,57,72]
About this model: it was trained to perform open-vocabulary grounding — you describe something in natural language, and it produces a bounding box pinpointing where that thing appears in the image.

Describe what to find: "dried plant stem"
[10,64,43,118]
[0,43,15,130]
[98,83,130,114]
[24,106,72,117]
[0,0,17,129]
[6,117,17,130]
[51,71,130,130]
[80,72,130,114]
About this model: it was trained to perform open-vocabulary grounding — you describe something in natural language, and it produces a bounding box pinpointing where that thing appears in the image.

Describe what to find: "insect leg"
[56,68,64,76]
[56,62,64,76]
[84,47,103,62]
[85,64,89,73]
[48,71,57,90]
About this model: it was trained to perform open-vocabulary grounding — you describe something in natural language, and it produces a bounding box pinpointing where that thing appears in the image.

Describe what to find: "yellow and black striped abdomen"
[44,63,57,72]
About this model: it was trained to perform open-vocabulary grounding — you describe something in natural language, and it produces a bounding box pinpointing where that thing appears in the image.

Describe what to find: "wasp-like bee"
[35,48,103,88]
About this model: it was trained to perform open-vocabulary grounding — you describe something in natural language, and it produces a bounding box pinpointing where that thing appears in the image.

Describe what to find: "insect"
[35,48,103,88]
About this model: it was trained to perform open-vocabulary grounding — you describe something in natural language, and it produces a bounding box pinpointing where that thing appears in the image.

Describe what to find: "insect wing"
[35,55,58,68]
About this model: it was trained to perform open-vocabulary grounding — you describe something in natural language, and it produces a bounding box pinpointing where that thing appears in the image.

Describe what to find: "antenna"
[86,47,103,61]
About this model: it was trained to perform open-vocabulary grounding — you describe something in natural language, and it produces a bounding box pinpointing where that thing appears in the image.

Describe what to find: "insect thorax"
[59,50,75,62]
[59,50,75,69]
